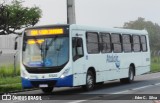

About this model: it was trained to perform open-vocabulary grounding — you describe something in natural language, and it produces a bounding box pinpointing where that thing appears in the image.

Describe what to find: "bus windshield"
[22,36,69,68]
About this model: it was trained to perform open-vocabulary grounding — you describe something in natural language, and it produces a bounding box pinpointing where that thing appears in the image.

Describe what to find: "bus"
[19,24,150,93]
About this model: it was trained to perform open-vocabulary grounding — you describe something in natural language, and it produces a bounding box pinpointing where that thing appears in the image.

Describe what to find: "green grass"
[0,76,21,85]
[0,83,22,93]
[151,57,160,73]
[0,64,20,77]
[0,64,22,93]
[0,76,22,93]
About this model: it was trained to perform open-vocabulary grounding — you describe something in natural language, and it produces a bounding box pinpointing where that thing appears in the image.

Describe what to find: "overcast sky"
[19,0,160,28]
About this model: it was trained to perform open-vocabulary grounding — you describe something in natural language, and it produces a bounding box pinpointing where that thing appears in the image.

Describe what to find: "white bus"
[19,24,150,93]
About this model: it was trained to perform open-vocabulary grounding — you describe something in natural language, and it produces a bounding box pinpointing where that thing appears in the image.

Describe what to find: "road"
[1,72,160,103]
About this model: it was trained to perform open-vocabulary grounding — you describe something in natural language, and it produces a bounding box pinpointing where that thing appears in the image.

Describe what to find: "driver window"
[72,37,84,61]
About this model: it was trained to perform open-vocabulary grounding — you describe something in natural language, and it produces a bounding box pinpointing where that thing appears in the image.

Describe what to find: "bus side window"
[133,35,141,52]
[140,35,147,52]
[111,34,122,53]
[72,37,84,61]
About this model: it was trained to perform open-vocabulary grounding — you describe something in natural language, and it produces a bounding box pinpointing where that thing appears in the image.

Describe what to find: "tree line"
[0,0,42,35]
[123,17,160,51]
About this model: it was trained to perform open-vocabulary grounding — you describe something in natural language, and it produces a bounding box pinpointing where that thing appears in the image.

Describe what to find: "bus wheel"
[120,66,134,83]
[41,87,54,93]
[82,70,95,91]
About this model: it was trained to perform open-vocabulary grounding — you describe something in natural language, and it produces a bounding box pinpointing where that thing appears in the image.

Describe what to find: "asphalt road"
[2,72,160,103]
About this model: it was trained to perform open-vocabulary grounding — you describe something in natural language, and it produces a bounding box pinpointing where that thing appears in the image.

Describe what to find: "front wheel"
[82,71,95,91]
[41,87,54,93]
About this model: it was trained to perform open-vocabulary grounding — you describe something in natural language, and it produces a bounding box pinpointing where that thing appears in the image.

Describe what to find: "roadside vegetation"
[151,57,160,73]
[0,65,20,77]
[0,76,22,93]
[0,65,22,93]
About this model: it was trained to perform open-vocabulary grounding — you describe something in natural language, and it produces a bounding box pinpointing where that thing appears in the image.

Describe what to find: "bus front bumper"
[21,75,73,89]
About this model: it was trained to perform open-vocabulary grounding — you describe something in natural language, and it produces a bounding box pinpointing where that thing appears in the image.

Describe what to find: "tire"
[120,66,134,83]
[41,87,54,93]
[82,70,95,91]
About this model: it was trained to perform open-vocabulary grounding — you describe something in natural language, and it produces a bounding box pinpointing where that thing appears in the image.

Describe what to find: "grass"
[0,76,22,93]
[0,64,22,93]
[0,76,21,85]
[0,83,22,93]
[151,57,160,73]
[0,64,20,77]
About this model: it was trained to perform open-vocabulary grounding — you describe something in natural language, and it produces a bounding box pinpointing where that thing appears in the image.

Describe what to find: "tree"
[0,0,42,35]
[123,17,160,50]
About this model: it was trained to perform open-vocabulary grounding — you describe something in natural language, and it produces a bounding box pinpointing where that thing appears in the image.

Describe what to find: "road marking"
[155,83,160,86]
[111,90,129,94]
[67,100,88,103]
[111,83,160,94]
[132,85,153,90]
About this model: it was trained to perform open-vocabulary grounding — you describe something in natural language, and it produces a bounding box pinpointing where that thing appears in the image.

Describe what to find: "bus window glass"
[86,32,99,54]
[111,34,122,53]
[140,35,147,52]
[122,35,132,52]
[23,37,69,67]
[101,33,111,53]
[72,37,84,61]
[133,35,141,52]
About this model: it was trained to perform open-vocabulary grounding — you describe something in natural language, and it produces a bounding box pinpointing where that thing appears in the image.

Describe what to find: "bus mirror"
[14,42,18,50]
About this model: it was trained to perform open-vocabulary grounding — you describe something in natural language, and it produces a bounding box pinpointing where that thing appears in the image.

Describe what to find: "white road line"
[111,90,129,94]
[111,82,160,94]
[67,100,88,103]
[132,85,153,90]
[155,83,160,86]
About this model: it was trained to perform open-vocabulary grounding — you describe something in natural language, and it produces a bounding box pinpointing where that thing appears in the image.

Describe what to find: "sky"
[5,0,160,28]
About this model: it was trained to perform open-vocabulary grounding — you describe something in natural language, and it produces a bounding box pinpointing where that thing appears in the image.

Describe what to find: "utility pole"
[67,0,76,24]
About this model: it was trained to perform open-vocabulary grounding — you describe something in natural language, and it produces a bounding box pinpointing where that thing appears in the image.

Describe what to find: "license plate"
[39,84,48,88]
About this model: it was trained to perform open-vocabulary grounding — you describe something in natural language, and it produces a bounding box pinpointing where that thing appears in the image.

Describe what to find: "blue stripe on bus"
[21,78,33,89]
[21,75,73,88]
[55,75,73,87]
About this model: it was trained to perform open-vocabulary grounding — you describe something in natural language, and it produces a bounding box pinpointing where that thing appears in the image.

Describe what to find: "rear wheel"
[41,87,54,93]
[120,66,134,83]
[82,70,95,91]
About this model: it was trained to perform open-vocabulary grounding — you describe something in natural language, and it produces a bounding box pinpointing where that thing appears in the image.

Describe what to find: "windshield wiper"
[32,36,42,50]
[46,36,58,50]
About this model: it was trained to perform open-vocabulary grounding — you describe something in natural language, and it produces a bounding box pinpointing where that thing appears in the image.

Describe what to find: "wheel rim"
[87,74,93,88]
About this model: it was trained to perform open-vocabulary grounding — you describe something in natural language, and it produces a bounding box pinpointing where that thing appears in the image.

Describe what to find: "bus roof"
[70,24,148,35]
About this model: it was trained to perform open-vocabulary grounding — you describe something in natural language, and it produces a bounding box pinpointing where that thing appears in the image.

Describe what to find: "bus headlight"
[21,70,29,79]
[60,68,70,78]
